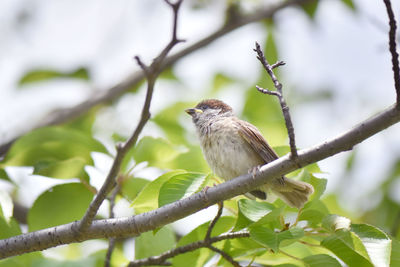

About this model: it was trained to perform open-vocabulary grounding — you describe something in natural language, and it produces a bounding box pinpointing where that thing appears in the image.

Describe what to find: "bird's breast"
[198,119,264,180]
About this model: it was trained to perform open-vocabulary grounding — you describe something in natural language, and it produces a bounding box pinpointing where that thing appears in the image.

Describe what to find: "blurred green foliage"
[0,0,398,266]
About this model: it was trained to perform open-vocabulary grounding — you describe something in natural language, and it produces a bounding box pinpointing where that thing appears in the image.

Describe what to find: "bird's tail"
[270,177,314,209]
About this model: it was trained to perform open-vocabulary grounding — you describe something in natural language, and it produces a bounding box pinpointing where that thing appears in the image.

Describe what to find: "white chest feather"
[197,118,264,180]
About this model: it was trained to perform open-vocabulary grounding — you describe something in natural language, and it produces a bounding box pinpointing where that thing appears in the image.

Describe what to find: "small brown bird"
[186,99,314,209]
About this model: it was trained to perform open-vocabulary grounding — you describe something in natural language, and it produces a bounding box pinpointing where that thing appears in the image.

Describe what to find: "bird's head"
[185,99,233,125]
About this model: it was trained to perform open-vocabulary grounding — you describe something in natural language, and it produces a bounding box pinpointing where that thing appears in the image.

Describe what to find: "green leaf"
[251,206,284,229]
[0,189,13,223]
[63,107,99,134]
[153,102,191,144]
[298,200,329,227]
[159,66,179,81]
[301,1,319,19]
[211,72,235,93]
[120,177,150,202]
[28,183,93,231]
[173,216,235,267]
[0,169,12,182]
[131,170,185,214]
[0,252,43,267]
[322,214,351,232]
[130,136,182,168]
[321,230,373,267]
[1,127,107,169]
[33,157,89,181]
[234,199,276,230]
[158,172,209,207]
[391,239,400,266]
[351,224,391,267]
[18,67,90,86]
[249,226,304,252]
[135,226,176,260]
[302,254,341,267]
[341,0,356,11]
[17,250,107,267]
[0,216,21,239]
[168,145,210,173]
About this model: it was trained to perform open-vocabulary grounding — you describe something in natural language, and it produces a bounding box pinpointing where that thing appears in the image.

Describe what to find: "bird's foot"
[248,165,262,179]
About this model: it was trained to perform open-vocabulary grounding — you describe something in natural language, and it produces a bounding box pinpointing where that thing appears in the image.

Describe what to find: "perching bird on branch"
[186,99,314,208]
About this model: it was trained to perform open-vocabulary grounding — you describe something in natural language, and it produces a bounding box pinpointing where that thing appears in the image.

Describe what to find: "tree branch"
[0,0,314,157]
[104,184,120,267]
[205,202,223,240]
[1,104,399,258]
[77,0,183,233]
[383,0,400,107]
[254,41,298,161]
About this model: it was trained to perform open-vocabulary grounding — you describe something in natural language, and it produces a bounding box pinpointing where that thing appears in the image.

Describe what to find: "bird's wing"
[237,119,279,163]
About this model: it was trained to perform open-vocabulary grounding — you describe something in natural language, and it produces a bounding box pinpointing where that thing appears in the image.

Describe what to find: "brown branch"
[253,42,298,161]
[127,231,249,267]
[207,245,241,267]
[128,202,244,267]
[104,184,121,267]
[1,104,400,259]
[383,0,400,107]
[205,202,223,240]
[77,0,183,233]
[0,0,314,158]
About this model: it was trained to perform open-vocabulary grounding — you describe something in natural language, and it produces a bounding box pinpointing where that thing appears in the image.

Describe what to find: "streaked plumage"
[186,99,314,208]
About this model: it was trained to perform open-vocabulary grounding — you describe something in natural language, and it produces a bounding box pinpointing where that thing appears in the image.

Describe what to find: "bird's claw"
[249,165,262,179]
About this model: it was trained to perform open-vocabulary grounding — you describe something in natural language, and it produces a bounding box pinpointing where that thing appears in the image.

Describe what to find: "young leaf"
[135,226,176,260]
[351,224,391,267]
[249,226,304,252]
[391,239,400,267]
[234,199,275,231]
[341,0,356,11]
[120,177,150,202]
[153,102,191,144]
[173,216,235,267]
[131,136,182,168]
[0,190,13,223]
[1,127,108,169]
[300,1,319,19]
[28,183,93,231]
[211,72,235,93]
[302,254,341,267]
[0,216,21,239]
[321,230,373,267]
[131,170,186,214]
[158,172,209,207]
[322,214,351,232]
[33,157,89,181]
[18,67,90,86]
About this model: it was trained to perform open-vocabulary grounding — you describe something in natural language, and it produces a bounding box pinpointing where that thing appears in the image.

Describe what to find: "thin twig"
[205,202,224,240]
[77,0,184,233]
[2,104,400,258]
[0,0,314,158]
[253,41,299,162]
[104,184,121,267]
[127,232,249,267]
[129,202,242,267]
[208,245,241,267]
[279,250,303,262]
[383,0,400,107]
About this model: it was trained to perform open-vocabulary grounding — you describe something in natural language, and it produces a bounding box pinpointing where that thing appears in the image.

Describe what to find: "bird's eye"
[199,105,207,110]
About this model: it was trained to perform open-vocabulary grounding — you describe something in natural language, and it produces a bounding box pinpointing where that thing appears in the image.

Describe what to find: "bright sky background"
[1,0,400,258]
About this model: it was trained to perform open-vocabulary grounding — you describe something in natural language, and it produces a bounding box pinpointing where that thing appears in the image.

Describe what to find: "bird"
[185,99,314,209]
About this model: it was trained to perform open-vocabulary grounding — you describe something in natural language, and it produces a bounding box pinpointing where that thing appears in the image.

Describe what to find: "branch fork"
[253,42,299,163]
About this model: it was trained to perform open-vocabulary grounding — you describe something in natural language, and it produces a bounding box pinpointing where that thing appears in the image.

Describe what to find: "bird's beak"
[185,108,203,116]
